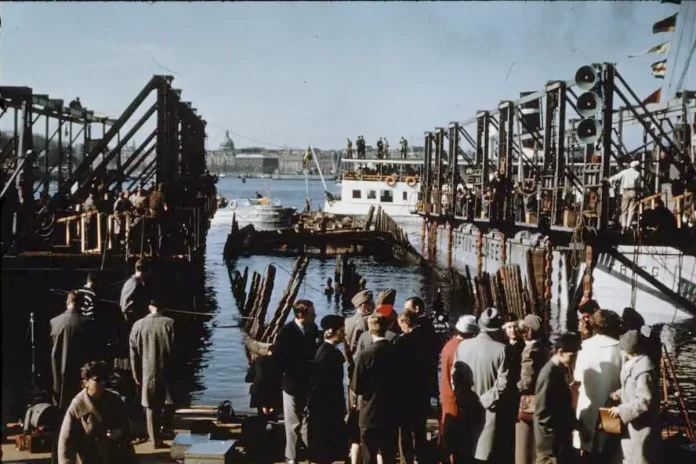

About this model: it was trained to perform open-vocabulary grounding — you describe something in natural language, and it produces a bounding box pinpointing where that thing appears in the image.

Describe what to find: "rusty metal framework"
[0,75,209,251]
[419,63,696,238]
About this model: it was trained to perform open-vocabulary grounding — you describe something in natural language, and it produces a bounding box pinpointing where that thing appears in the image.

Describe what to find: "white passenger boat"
[323,158,424,218]
[213,197,296,229]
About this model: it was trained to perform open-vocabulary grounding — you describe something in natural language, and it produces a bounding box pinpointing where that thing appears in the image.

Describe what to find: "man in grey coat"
[452,307,509,463]
[345,289,374,377]
[129,297,175,448]
[50,291,88,410]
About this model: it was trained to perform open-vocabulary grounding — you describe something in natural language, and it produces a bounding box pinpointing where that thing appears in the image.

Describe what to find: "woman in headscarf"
[515,314,550,464]
[608,331,662,464]
[573,309,624,463]
[440,315,479,464]
[308,315,348,464]
[57,361,132,464]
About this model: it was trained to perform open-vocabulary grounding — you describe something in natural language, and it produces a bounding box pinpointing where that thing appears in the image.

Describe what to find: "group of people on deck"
[247,288,663,464]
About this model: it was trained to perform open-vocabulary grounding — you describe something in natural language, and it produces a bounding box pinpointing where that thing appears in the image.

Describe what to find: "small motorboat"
[213,196,296,229]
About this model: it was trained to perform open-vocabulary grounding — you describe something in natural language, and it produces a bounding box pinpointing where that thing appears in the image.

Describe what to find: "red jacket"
[439,336,462,418]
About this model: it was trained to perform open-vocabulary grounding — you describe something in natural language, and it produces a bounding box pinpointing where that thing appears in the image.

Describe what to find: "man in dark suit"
[395,310,438,464]
[351,313,399,464]
[534,332,582,464]
[273,300,319,464]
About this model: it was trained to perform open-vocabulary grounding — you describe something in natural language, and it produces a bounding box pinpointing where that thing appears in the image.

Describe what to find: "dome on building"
[220,130,236,153]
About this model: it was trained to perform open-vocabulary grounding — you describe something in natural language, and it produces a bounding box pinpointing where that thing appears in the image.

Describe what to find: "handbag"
[518,394,535,421]
[597,407,622,435]
[596,397,622,435]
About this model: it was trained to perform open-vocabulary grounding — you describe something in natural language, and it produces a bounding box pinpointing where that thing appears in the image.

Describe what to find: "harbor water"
[2,177,695,425]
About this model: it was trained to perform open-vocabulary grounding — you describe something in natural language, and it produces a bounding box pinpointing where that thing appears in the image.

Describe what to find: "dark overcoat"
[50,308,89,410]
[119,275,148,324]
[308,342,348,463]
[128,313,175,408]
[534,359,576,462]
[245,354,282,410]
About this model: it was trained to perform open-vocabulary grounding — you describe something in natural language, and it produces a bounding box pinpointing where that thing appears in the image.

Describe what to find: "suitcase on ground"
[171,432,212,460]
[184,440,237,464]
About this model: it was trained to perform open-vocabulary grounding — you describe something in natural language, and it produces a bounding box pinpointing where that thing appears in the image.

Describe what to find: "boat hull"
[323,179,421,218]
[425,223,693,326]
[214,203,296,229]
[324,200,419,218]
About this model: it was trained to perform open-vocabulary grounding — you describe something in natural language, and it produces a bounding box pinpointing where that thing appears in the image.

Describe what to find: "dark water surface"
[2,177,695,425]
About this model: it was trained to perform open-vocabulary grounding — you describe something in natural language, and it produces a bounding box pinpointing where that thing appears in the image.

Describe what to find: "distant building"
[278,149,336,175]
[234,153,279,174]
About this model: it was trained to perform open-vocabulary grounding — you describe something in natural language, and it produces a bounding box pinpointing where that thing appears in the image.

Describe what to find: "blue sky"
[1,1,694,150]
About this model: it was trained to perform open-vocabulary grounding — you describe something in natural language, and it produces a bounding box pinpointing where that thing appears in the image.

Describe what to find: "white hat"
[630,160,640,168]
[455,314,480,335]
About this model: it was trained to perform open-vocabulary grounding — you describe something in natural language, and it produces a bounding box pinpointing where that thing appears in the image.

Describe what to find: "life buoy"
[406,176,417,187]
[386,176,397,187]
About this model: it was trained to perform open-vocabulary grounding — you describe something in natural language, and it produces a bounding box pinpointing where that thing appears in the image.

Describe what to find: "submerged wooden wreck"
[223,206,423,264]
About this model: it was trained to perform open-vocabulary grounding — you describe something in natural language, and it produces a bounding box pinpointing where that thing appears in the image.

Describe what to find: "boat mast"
[309,145,334,205]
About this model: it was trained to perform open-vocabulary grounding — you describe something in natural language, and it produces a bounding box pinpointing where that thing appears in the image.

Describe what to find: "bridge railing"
[51,201,213,258]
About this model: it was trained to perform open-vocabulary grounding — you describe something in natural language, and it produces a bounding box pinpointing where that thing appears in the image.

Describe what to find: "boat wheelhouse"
[323,158,424,217]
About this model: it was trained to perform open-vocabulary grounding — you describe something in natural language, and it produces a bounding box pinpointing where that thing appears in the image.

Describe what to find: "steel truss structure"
[0,75,208,249]
[419,63,695,236]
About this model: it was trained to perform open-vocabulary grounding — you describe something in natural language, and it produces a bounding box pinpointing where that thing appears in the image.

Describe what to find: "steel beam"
[599,64,616,230]
[47,76,159,211]
[448,122,459,205]
[107,130,157,189]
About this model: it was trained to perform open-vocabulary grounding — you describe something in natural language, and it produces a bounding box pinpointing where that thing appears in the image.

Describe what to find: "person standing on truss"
[605,160,641,232]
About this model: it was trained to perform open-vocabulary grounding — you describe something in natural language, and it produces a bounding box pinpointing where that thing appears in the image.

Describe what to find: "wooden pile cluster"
[228,257,311,360]
[365,206,410,244]
[334,254,366,301]
[229,266,249,305]
[467,251,548,323]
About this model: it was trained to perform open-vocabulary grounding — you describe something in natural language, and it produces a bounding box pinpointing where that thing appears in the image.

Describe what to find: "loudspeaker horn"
[575,65,598,91]
[577,118,602,145]
[577,91,602,118]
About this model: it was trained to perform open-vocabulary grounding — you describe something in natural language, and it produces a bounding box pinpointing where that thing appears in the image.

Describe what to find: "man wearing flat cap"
[129,296,175,448]
[345,290,375,376]
[605,159,641,231]
[308,315,348,464]
[452,307,510,463]
[354,289,399,362]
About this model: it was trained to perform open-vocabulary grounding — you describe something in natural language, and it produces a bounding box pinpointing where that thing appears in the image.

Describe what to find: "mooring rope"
[272,262,326,296]
[49,288,219,317]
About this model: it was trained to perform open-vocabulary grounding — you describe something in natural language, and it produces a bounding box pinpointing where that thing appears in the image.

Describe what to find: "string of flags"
[630,1,681,105]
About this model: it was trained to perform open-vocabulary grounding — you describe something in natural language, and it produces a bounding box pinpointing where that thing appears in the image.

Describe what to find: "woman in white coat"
[573,310,624,462]
[609,330,663,464]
